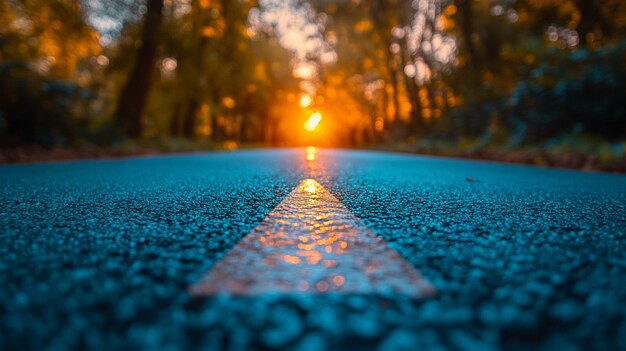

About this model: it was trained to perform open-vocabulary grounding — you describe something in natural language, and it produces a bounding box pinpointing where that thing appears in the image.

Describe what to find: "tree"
[0,0,100,145]
[114,0,164,138]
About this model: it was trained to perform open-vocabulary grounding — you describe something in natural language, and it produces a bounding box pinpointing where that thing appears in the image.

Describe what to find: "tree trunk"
[399,36,424,135]
[369,0,401,129]
[114,0,164,138]
[388,59,401,129]
[208,100,221,142]
[179,0,211,140]
[457,0,478,68]
[169,101,183,137]
[182,99,199,138]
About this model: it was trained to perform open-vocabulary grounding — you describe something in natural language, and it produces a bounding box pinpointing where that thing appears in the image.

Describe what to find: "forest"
[1,0,625,167]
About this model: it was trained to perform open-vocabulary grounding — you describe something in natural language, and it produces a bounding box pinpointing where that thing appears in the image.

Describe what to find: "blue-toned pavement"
[1,149,625,350]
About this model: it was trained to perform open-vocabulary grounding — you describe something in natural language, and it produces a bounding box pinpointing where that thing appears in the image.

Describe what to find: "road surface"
[1,148,626,350]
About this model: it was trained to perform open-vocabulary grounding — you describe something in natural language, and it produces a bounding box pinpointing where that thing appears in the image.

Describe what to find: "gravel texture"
[1,148,625,350]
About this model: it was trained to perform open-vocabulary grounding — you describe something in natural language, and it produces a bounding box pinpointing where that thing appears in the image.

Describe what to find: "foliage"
[0,61,94,146]
[511,43,626,141]
[0,0,625,149]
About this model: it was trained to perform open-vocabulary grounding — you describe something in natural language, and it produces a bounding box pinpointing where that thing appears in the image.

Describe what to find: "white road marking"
[189,179,435,296]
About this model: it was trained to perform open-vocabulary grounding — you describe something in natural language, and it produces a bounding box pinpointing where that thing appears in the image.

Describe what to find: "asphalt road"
[1,148,626,351]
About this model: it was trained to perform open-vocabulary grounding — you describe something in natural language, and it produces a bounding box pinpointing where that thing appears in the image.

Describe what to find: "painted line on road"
[189,178,435,297]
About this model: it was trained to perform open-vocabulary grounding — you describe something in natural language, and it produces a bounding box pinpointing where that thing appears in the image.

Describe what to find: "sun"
[304,112,322,132]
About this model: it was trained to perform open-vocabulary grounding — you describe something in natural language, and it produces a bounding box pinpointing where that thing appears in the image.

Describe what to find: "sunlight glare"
[306,146,316,161]
[304,112,322,132]
[302,178,317,193]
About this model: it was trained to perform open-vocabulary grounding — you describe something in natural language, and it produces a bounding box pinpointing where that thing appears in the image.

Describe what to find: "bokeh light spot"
[304,112,322,132]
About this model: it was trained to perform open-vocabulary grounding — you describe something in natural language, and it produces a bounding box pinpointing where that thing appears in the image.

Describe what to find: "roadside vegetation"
[1,0,625,170]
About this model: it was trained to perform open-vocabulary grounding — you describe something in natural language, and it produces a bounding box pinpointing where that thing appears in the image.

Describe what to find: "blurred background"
[1,0,625,169]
